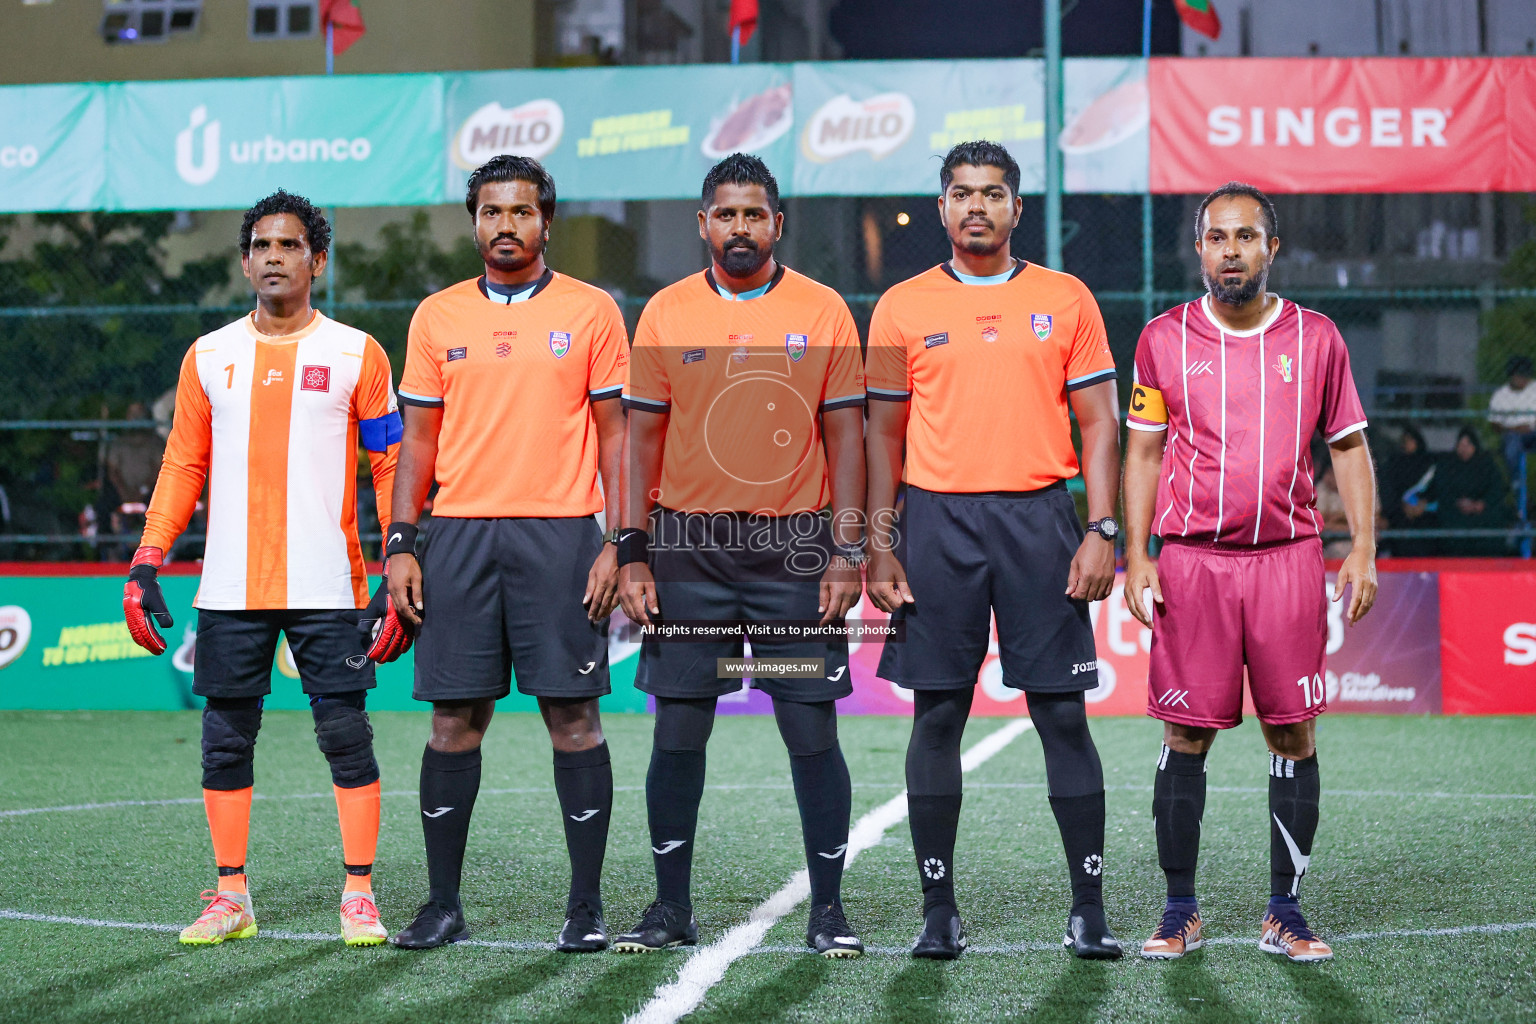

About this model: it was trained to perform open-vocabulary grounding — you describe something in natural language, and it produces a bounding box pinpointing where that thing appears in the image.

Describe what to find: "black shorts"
[638,508,852,704]
[413,516,610,702]
[192,607,375,699]
[876,483,1099,694]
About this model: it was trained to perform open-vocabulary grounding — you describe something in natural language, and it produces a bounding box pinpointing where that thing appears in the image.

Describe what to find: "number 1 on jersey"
[225,363,235,389]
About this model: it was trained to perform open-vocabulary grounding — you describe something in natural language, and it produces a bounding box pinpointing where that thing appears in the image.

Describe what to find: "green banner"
[0,84,106,213]
[0,576,646,714]
[0,60,1149,212]
[106,74,445,210]
[445,64,797,202]
[791,59,1047,197]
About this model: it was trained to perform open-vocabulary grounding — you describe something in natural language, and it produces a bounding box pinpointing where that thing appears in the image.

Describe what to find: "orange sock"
[334,781,380,895]
[203,787,252,894]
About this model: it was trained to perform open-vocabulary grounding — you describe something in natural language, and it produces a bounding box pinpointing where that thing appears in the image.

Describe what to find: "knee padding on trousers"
[772,698,838,757]
[311,692,380,788]
[653,696,716,753]
[202,696,262,791]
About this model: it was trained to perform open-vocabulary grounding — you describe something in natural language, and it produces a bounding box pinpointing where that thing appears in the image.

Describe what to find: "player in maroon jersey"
[1121,182,1378,963]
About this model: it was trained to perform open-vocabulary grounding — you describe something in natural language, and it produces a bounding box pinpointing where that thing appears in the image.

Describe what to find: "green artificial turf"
[1,711,1532,1023]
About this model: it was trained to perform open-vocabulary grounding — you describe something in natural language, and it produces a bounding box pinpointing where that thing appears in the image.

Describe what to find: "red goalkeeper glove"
[124,546,173,655]
[359,576,414,663]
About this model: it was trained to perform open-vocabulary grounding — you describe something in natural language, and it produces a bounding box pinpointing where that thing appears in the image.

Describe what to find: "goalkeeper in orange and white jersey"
[123,190,409,947]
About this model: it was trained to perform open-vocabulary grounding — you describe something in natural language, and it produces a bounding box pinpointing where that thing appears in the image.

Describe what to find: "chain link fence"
[2,192,1534,560]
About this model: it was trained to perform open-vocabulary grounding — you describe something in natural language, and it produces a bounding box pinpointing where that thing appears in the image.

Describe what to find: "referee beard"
[864,146,1124,960]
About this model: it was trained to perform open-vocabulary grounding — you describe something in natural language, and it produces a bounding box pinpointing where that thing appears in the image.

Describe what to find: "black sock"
[1048,791,1107,910]
[553,743,612,912]
[1269,752,1320,900]
[647,748,705,907]
[789,746,852,907]
[1153,744,1208,899]
[908,795,962,913]
[420,745,481,908]
[646,698,715,909]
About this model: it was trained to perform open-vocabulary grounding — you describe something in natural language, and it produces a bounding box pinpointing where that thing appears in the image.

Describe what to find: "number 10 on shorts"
[1297,673,1324,708]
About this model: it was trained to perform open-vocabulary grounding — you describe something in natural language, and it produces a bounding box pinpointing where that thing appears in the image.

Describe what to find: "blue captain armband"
[359,410,404,452]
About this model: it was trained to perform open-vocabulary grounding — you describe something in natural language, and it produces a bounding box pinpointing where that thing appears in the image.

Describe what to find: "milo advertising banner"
[106,74,444,209]
[0,84,107,213]
[790,59,1048,197]
[444,64,795,202]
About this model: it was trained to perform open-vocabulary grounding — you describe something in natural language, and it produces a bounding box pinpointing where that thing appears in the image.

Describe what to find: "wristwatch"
[602,528,621,545]
[832,541,869,568]
[1086,517,1120,541]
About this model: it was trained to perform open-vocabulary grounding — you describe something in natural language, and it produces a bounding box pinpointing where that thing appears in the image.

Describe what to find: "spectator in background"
[106,402,167,558]
[1429,427,1513,556]
[1314,461,1353,559]
[1378,425,1438,557]
[1489,355,1536,475]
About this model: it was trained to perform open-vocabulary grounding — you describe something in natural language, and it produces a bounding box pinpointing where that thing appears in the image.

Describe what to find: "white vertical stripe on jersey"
[1176,302,1199,537]
[1286,302,1302,539]
[196,333,253,609]
[1215,321,1228,539]
[286,324,363,608]
[1300,310,1321,534]
[1253,319,1267,545]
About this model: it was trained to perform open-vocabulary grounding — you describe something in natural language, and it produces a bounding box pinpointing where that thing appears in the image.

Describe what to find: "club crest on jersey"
[1031,313,1053,341]
[1274,353,1294,383]
[786,333,808,362]
[300,365,330,392]
[549,331,571,358]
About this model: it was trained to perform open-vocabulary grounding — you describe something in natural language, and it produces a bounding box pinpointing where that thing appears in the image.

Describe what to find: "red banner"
[1440,572,1536,715]
[1149,57,1536,194]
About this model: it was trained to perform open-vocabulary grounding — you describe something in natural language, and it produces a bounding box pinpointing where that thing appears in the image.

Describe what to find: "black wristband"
[615,528,650,567]
[384,522,419,558]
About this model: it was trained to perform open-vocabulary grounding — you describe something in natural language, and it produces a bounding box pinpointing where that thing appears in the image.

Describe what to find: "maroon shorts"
[1146,536,1327,729]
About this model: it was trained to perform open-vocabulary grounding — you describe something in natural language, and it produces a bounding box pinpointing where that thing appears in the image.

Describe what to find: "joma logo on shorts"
[1070,660,1098,675]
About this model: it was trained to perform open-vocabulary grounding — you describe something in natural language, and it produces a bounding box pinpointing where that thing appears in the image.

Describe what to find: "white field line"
[622,718,1035,1024]
[5,909,1532,956]
[6,779,1531,820]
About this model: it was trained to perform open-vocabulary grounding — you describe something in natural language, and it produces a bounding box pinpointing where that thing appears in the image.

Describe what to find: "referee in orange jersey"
[615,154,868,957]
[865,142,1124,960]
[385,157,629,952]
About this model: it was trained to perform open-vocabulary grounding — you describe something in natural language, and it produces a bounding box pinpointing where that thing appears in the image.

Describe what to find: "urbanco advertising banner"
[0,84,106,213]
[1148,57,1536,194]
[444,64,796,203]
[1439,571,1536,715]
[106,74,444,209]
[0,573,646,714]
[712,569,1442,717]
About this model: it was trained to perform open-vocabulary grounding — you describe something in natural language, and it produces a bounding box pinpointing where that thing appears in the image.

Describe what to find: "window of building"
[249,1,319,40]
[101,0,202,44]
